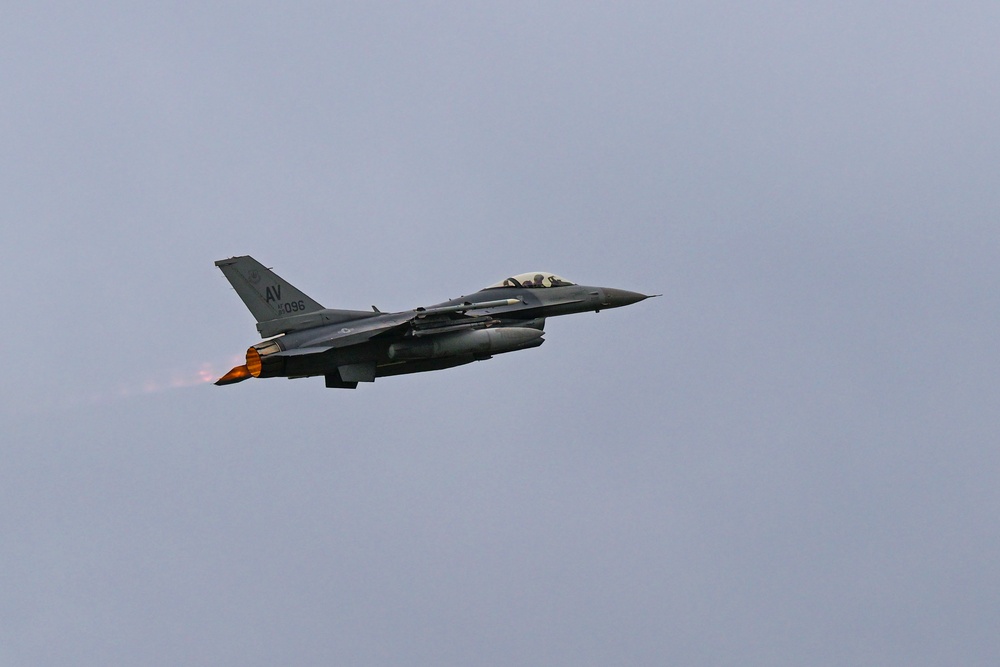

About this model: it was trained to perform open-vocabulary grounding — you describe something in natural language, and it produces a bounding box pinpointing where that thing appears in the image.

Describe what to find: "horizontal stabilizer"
[271,345,335,358]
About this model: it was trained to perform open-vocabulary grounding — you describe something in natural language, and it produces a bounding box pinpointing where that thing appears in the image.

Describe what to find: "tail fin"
[215,255,324,323]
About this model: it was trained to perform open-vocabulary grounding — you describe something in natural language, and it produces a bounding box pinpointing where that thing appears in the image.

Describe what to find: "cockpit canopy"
[484,272,575,289]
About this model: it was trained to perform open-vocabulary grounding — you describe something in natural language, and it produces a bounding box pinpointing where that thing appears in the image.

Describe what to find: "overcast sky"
[2,2,999,665]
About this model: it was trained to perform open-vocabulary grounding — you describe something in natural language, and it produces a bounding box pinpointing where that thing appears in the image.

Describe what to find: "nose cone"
[601,288,653,309]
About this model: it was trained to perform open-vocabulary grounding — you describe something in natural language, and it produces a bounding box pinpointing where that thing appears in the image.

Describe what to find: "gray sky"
[3,2,999,665]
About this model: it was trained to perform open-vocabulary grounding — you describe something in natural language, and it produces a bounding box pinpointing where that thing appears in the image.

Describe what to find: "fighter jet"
[214,255,655,389]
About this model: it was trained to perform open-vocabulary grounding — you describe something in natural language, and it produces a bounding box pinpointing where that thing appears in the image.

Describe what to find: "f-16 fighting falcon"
[214,255,656,389]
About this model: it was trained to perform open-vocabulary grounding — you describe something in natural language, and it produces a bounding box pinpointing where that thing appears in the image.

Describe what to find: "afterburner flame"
[53,356,243,410]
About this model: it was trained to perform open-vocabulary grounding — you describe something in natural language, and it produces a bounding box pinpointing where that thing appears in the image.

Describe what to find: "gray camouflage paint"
[216,255,653,388]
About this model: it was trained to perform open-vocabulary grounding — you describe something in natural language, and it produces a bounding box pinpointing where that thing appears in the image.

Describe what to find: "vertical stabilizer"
[215,255,324,323]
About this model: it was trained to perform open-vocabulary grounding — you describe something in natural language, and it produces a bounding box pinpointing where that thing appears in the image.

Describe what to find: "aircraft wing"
[216,298,521,385]
[288,298,522,350]
[290,312,415,349]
